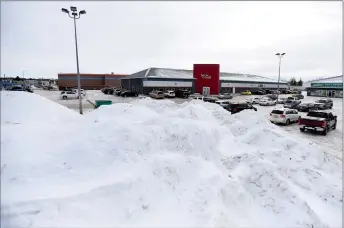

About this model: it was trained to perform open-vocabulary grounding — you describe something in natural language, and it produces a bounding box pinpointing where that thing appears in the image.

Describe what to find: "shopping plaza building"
[305,75,343,98]
[121,64,288,95]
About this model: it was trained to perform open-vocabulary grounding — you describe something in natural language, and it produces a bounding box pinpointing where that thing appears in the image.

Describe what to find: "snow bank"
[1,91,79,125]
[1,92,342,227]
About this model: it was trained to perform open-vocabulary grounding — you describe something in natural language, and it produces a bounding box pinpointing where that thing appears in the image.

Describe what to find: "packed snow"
[1,91,342,227]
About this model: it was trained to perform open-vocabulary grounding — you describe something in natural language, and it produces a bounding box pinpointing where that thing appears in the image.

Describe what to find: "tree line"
[289,77,303,86]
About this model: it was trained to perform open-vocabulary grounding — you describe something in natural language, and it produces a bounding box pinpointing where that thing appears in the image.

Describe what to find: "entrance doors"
[327,90,336,97]
[202,87,210,96]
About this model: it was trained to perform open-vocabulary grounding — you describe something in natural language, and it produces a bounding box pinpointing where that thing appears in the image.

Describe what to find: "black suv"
[120,90,138,97]
[297,103,317,112]
[315,99,333,109]
[226,102,257,114]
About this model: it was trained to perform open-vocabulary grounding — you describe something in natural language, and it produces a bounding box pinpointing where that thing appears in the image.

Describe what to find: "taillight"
[280,114,285,118]
[233,108,237,111]
[321,121,326,127]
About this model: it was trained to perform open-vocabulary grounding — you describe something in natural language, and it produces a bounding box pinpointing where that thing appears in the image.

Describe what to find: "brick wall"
[58,73,127,90]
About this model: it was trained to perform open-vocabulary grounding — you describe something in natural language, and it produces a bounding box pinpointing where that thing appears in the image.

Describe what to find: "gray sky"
[1,1,342,81]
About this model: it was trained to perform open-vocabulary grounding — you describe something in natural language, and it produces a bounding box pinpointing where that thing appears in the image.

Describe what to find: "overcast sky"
[1,1,342,81]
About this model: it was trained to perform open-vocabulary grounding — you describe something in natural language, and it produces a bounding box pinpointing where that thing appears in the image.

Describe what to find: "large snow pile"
[1,94,342,227]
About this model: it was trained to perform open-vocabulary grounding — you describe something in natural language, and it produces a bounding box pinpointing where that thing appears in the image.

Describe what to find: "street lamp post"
[22,70,27,78]
[275,52,286,100]
[61,6,86,115]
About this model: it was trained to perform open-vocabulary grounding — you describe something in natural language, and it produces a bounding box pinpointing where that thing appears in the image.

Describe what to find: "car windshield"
[285,100,293,104]
[271,110,283,114]
[317,100,326,103]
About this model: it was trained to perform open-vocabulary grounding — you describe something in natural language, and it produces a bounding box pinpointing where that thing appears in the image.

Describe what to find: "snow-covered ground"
[1,91,342,227]
[35,90,343,157]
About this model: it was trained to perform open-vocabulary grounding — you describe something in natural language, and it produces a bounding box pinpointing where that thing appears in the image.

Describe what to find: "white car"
[269,108,300,125]
[164,90,176,98]
[259,98,276,106]
[60,91,83,100]
[246,96,261,104]
[215,100,231,108]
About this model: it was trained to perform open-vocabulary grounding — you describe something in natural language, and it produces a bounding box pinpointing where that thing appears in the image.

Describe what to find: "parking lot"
[35,89,342,158]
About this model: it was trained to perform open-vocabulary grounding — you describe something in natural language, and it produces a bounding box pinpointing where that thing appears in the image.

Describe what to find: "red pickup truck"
[299,111,337,135]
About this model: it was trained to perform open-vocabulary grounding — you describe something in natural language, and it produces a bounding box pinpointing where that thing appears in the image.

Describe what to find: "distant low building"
[57,73,128,90]
[305,75,343,98]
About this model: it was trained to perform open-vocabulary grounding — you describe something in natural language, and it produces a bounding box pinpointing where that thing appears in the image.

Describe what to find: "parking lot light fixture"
[61,6,86,115]
[276,52,286,100]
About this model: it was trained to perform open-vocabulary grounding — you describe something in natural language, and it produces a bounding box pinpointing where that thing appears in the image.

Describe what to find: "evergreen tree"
[297,78,303,86]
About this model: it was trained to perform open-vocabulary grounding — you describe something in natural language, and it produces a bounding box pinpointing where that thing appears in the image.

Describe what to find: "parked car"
[203,97,218,103]
[25,88,34,93]
[259,97,276,106]
[252,90,265,95]
[218,93,233,99]
[226,102,257,114]
[283,100,301,109]
[287,96,300,101]
[149,90,164,99]
[299,111,337,135]
[60,91,81,100]
[113,88,121,95]
[120,90,138,97]
[269,108,300,125]
[215,100,231,108]
[265,94,278,100]
[241,90,252,95]
[102,87,112,94]
[277,97,287,104]
[192,96,203,101]
[315,99,333,109]
[9,86,25,91]
[164,90,176,98]
[71,88,86,96]
[292,94,304,99]
[175,89,190,98]
[297,103,317,112]
[246,96,261,104]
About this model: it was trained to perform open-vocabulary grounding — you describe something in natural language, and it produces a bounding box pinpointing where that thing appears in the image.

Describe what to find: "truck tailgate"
[299,117,326,127]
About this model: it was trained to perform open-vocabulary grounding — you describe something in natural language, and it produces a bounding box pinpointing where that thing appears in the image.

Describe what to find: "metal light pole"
[275,52,286,100]
[22,70,27,78]
[61,6,86,115]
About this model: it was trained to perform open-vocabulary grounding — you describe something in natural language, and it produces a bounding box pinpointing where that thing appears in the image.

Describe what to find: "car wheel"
[63,96,67,100]
[300,128,305,132]
[285,119,290,126]
[322,127,328,136]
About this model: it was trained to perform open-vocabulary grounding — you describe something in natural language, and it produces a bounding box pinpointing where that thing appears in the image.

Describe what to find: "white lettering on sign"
[201,74,211,79]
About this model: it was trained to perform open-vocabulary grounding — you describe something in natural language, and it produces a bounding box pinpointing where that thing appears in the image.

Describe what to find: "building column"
[233,87,236,93]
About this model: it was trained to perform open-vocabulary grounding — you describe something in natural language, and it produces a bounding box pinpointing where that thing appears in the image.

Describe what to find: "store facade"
[306,76,343,98]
